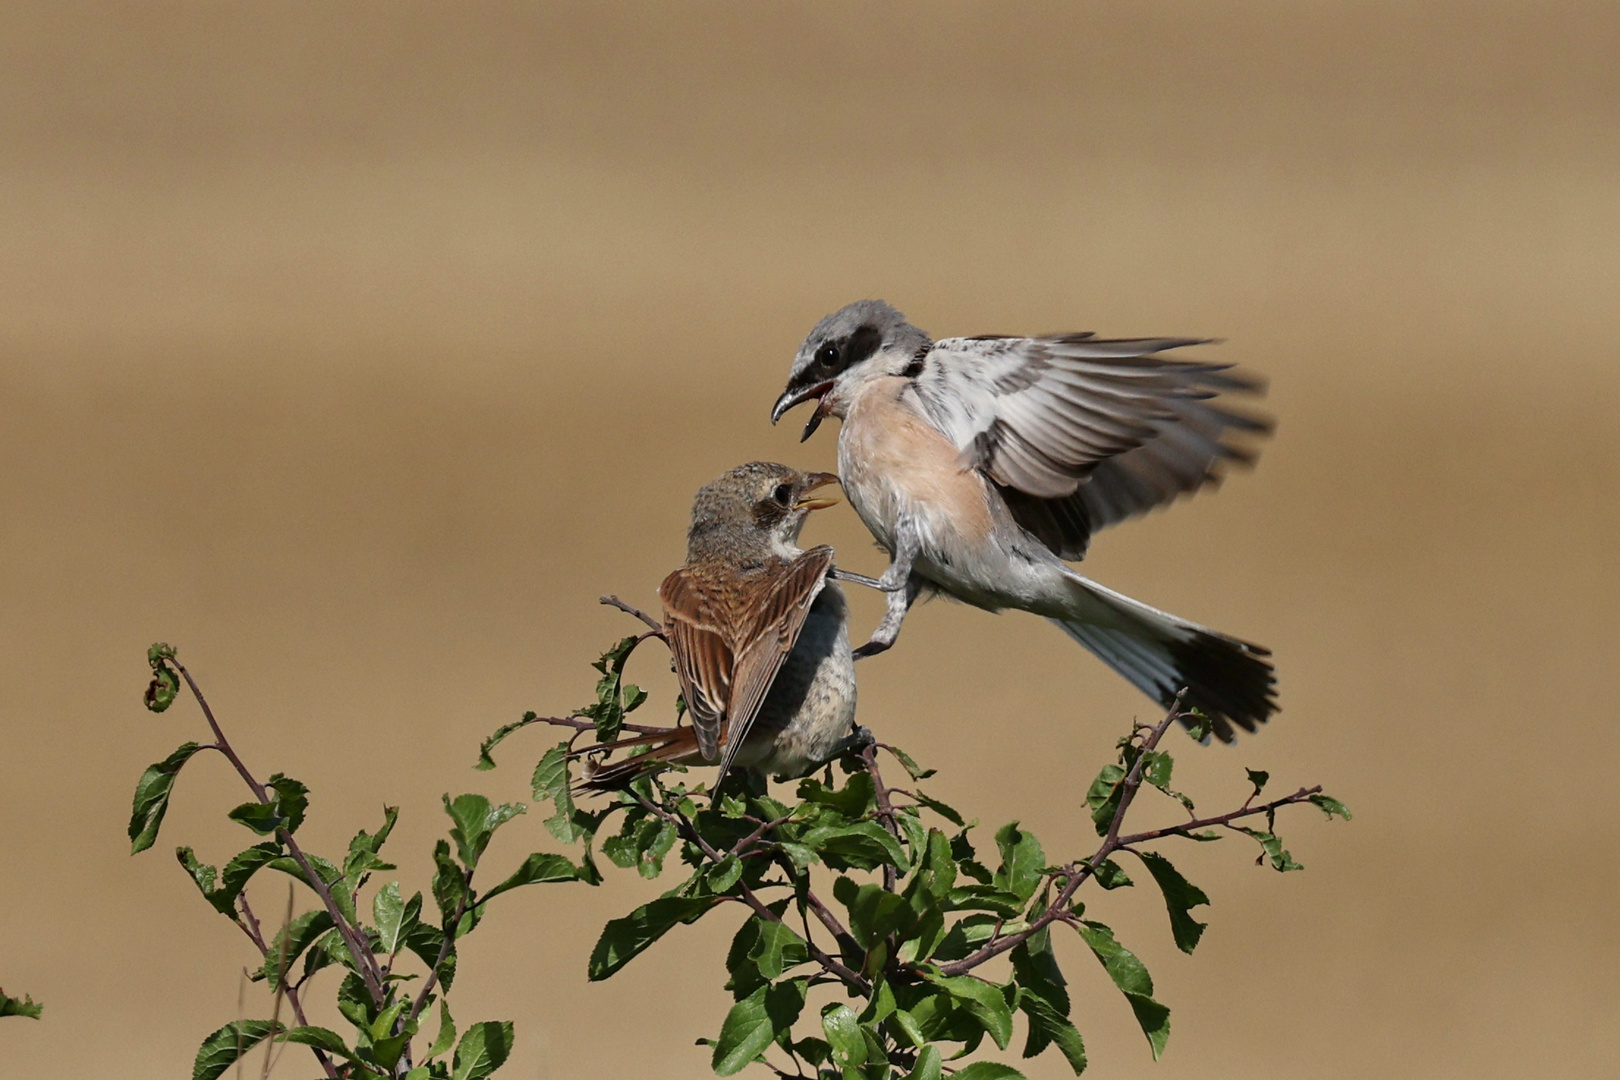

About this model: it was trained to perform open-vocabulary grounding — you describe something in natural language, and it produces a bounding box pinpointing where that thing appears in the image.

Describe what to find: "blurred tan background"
[3,2,1618,1077]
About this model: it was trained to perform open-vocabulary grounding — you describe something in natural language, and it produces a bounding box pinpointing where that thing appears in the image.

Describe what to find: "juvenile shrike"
[586,462,860,788]
[771,300,1275,741]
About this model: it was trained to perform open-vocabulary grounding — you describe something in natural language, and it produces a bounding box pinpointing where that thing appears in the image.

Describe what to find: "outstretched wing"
[717,546,835,779]
[913,334,1271,557]
[658,547,835,778]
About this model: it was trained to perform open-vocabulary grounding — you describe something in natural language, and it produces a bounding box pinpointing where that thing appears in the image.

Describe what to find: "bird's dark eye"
[814,341,840,369]
[772,484,793,506]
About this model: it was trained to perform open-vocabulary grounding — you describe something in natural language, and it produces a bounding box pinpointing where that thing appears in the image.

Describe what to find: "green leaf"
[901,1045,942,1080]
[192,1019,278,1080]
[796,771,876,817]
[837,879,918,949]
[144,662,180,712]
[266,774,309,833]
[580,635,642,743]
[0,991,43,1020]
[913,791,965,827]
[1309,793,1353,820]
[1089,858,1133,890]
[820,1003,866,1067]
[1018,992,1086,1074]
[477,852,580,906]
[1245,768,1270,796]
[923,972,1014,1050]
[993,822,1046,903]
[532,743,584,844]
[226,800,282,835]
[1134,851,1210,954]
[374,882,407,954]
[427,998,457,1061]
[1010,927,1069,1017]
[452,1021,515,1080]
[128,742,203,854]
[475,711,544,770]
[432,839,468,921]
[903,829,957,911]
[277,1025,357,1061]
[588,895,715,980]
[800,820,909,872]
[344,806,400,889]
[443,793,525,870]
[887,745,936,781]
[707,853,743,893]
[260,909,334,990]
[1078,921,1170,1059]
[1084,764,1126,837]
[709,980,805,1077]
[749,920,809,980]
[404,922,457,992]
[953,1063,1028,1080]
[1231,825,1304,871]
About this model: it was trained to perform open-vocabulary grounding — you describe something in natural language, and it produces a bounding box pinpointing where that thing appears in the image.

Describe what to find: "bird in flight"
[771,300,1275,741]
[585,462,861,788]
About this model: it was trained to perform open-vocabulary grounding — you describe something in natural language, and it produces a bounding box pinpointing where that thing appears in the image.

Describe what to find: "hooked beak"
[771,380,835,429]
[793,472,841,512]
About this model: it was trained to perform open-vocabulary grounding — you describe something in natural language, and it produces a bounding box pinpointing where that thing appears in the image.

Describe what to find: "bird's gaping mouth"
[793,471,841,512]
[771,380,835,441]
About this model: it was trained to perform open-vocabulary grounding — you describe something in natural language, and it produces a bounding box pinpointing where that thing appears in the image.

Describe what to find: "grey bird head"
[686,462,841,565]
[772,301,932,440]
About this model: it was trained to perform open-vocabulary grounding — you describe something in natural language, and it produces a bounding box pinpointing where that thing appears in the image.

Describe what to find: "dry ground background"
[3,3,1618,1078]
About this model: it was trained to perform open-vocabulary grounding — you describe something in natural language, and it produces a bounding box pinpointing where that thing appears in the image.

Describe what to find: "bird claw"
[851,639,893,661]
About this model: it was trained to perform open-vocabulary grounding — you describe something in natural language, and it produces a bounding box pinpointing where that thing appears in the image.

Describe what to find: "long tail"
[577,727,703,791]
[1051,574,1276,742]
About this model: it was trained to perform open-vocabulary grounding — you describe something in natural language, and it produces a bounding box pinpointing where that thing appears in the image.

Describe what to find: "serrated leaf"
[1010,927,1069,1017]
[993,822,1045,903]
[820,1003,865,1066]
[432,839,468,921]
[128,742,203,854]
[1084,764,1126,837]
[374,882,407,954]
[531,743,584,844]
[953,1062,1028,1079]
[1134,851,1210,954]
[144,662,180,712]
[1019,991,1086,1074]
[588,895,715,980]
[707,853,743,893]
[1246,768,1269,797]
[1231,825,1304,871]
[226,800,282,835]
[887,744,936,780]
[913,791,964,827]
[1078,922,1169,1058]
[451,1021,514,1080]
[901,1045,942,1080]
[477,852,580,906]
[260,909,335,990]
[192,1019,278,1080]
[1089,858,1133,890]
[443,793,525,870]
[475,711,543,770]
[800,820,909,872]
[838,879,917,949]
[712,984,775,1076]
[427,998,457,1061]
[796,772,876,818]
[265,774,309,834]
[277,1024,356,1061]
[749,920,809,980]
[923,972,1014,1050]
[1308,793,1353,820]
[0,991,43,1020]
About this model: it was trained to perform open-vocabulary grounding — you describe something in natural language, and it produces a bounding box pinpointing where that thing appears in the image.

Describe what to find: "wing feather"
[914,333,1272,556]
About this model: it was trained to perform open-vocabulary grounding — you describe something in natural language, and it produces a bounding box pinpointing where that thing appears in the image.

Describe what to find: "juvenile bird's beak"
[794,472,841,512]
[771,380,834,426]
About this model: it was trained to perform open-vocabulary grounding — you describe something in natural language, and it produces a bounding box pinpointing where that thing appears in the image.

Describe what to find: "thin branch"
[938,696,1185,976]
[405,878,471,1028]
[174,660,388,1007]
[599,594,664,635]
[236,895,340,1080]
[521,713,676,738]
[1115,786,1323,847]
[860,743,900,892]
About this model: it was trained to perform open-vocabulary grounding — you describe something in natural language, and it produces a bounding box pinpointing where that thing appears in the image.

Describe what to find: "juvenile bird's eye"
[773,484,793,506]
[815,341,839,369]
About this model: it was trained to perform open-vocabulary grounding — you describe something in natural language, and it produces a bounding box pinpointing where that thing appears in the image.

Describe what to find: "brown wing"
[658,566,736,763]
[715,546,836,779]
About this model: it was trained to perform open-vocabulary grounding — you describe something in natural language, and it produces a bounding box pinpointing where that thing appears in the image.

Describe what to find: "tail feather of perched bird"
[579,726,703,791]
[582,462,858,791]
[772,299,1277,741]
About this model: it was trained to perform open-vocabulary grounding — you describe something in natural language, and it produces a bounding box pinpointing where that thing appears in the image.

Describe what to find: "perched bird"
[771,300,1276,741]
[585,462,860,788]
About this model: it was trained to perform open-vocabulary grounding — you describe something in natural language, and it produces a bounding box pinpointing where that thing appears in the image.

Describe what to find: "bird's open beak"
[794,472,841,512]
[771,380,835,428]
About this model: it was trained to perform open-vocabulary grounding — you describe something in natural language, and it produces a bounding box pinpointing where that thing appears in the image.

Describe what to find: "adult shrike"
[771,300,1275,741]
[585,462,861,788]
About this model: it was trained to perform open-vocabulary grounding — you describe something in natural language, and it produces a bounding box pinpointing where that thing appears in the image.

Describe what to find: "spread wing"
[913,334,1272,558]
[658,547,835,779]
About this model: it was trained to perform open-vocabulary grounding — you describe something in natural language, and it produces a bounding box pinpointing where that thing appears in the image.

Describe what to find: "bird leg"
[828,568,891,590]
[851,520,925,659]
